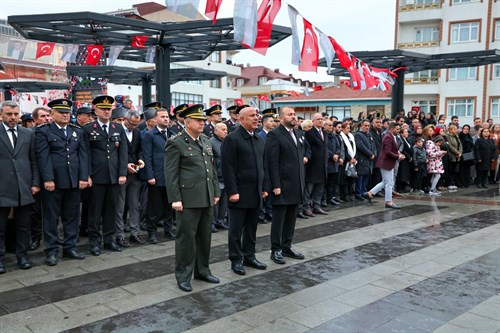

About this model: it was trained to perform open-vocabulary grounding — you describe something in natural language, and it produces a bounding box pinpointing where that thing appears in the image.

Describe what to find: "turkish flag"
[258,95,270,102]
[287,90,299,97]
[205,0,223,24]
[299,19,319,72]
[85,44,103,66]
[313,85,323,91]
[234,98,244,106]
[331,37,351,69]
[252,0,282,55]
[131,36,148,49]
[35,42,55,59]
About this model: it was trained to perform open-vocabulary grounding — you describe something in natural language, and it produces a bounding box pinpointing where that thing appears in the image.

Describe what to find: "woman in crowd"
[445,125,462,190]
[435,126,450,191]
[301,119,313,132]
[426,135,447,196]
[338,122,357,202]
[474,128,496,188]
[418,111,427,127]
[396,128,413,193]
[426,113,436,126]
[458,125,474,188]
[489,124,499,184]
[408,124,423,146]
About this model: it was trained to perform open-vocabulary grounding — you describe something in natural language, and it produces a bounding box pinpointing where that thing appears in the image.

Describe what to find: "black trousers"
[31,192,42,241]
[228,207,259,263]
[0,205,31,261]
[326,172,339,200]
[79,188,89,233]
[213,187,228,225]
[146,185,173,233]
[88,184,119,247]
[271,204,298,252]
[139,181,148,226]
[42,188,80,256]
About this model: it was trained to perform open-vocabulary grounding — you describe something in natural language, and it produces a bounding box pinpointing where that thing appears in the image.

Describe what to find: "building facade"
[396,0,500,125]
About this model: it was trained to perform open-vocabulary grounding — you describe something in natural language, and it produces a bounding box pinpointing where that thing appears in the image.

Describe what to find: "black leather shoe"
[243,258,267,270]
[129,234,146,244]
[303,209,315,217]
[104,242,122,252]
[355,195,365,201]
[45,254,58,266]
[0,262,5,274]
[63,249,85,260]
[282,247,305,260]
[329,198,341,205]
[194,274,220,284]
[336,198,345,203]
[297,212,309,219]
[29,239,40,251]
[178,281,193,292]
[148,232,158,244]
[211,224,218,233]
[116,237,130,248]
[90,246,101,256]
[231,262,246,275]
[312,208,328,215]
[164,229,176,240]
[17,256,32,270]
[271,250,286,264]
[215,222,229,230]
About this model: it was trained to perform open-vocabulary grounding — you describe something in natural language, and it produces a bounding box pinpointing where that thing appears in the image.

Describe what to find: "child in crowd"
[412,137,427,194]
[426,135,447,196]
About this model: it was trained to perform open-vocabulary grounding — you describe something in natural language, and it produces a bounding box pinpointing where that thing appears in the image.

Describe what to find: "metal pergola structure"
[319,49,500,117]
[66,65,227,104]
[0,81,69,100]
[8,11,292,107]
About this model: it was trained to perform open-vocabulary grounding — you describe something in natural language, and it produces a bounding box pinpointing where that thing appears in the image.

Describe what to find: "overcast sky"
[0,0,396,82]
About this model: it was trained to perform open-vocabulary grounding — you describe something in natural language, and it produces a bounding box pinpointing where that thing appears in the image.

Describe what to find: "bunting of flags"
[205,0,223,24]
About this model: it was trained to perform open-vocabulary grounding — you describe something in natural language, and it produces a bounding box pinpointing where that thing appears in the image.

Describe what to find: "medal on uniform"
[72,131,77,138]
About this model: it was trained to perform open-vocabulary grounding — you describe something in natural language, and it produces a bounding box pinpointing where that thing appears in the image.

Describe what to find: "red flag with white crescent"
[205,0,223,24]
[252,0,281,55]
[299,19,319,72]
[131,36,148,49]
[234,98,244,106]
[85,44,103,66]
[258,95,270,102]
[287,90,299,97]
[313,85,323,91]
[35,42,55,59]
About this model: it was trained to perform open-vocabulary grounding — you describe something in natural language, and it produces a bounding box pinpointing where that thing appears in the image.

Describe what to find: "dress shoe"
[264,214,273,221]
[361,192,373,204]
[194,274,220,284]
[312,208,328,215]
[116,236,130,248]
[177,281,193,292]
[215,222,229,230]
[303,209,315,217]
[243,258,267,270]
[482,184,488,188]
[336,197,345,203]
[45,254,58,266]
[271,250,286,264]
[55,237,64,246]
[17,256,32,270]
[104,242,122,252]
[148,232,158,244]
[385,203,401,209]
[0,262,5,274]
[63,249,85,260]
[129,234,145,244]
[211,224,218,233]
[164,229,176,240]
[90,246,101,256]
[282,247,305,260]
[29,239,40,251]
[231,261,246,275]
[329,198,340,205]
[355,195,365,201]
[296,211,309,219]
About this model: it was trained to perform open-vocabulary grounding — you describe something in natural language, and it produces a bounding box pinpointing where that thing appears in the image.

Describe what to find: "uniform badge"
[72,131,77,138]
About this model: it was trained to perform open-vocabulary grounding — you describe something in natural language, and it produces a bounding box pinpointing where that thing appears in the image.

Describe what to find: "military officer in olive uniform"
[203,104,223,138]
[164,104,221,293]
[35,99,88,266]
[225,104,240,133]
[83,95,128,256]
[169,104,188,134]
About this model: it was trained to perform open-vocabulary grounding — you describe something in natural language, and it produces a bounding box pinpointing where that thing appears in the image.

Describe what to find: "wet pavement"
[0,186,499,332]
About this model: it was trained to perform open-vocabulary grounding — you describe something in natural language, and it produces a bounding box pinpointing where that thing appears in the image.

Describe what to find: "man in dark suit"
[142,108,175,243]
[115,110,145,247]
[224,105,240,133]
[222,106,268,276]
[304,113,329,216]
[83,95,128,256]
[265,106,306,265]
[354,119,377,200]
[203,104,223,138]
[170,104,188,135]
[364,122,405,209]
[369,118,383,189]
[256,114,275,223]
[210,123,229,232]
[35,99,88,266]
[165,104,221,292]
[325,120,343,205]
[0,101,40,273]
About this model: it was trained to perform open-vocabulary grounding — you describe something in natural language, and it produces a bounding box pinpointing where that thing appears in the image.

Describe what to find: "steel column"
[155,44,171,108]
[391,69,405,118]
[141,76,152,107]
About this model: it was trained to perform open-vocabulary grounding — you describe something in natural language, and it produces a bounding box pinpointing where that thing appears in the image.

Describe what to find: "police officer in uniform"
[35,99,88,266]
[83,95,128,256]
[164,104,221,292]
[225,104,241,133]
[203,104,223,137]
[170,104,188,134]
[256,108,277,134]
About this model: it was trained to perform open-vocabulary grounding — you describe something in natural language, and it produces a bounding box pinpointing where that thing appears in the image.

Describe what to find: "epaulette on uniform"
[68,123,80,128]
[200,133,209,139]
[169,132,183,141]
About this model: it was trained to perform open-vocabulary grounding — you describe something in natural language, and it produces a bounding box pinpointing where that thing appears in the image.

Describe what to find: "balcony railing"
[400,2,442,11]
[398,40,440,48]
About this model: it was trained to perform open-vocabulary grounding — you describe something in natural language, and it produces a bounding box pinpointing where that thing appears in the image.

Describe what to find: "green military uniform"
[164,105,220,285]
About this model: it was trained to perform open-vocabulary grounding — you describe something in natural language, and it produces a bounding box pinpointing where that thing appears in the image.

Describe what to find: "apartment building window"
[451,22,479,43]
[452,0,477,3]
[209,51,221,63]
[491,98,500,117]
[186,80,202,85]
[415,0,440,4]
[493,64,500,79]
[210,79,221,88]
[447,98,474,117]
[495,20,500,41]
[236,78,245,87]
[326,106,351,119]
[449,67,476,80]
[412,100,437,114]
[258,76,268,85]
[412,69,439,82]
[414,26,439,42]
[172,92,203,106]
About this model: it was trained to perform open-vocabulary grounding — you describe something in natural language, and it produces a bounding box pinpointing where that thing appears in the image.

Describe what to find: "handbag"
[346,164,358,178]
[462,151,474,161]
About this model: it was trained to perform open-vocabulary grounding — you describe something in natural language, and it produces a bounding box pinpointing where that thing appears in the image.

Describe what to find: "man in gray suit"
[0,101,40,273]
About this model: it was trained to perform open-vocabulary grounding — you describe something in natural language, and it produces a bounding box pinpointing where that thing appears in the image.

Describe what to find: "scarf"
[340,131,356,162]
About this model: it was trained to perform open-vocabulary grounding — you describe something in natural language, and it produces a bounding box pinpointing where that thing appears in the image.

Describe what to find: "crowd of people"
[0,98,498,293]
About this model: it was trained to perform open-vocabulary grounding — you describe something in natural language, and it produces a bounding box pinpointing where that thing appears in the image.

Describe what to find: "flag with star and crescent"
[85,44,103,66]
[35,42,55,59]
[299,18,319,72]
